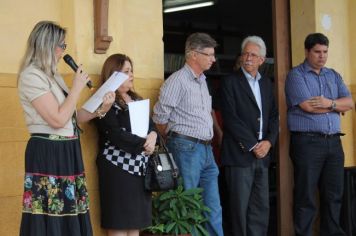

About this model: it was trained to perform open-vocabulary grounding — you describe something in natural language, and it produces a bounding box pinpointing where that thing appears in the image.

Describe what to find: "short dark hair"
[185,32,217,55]
[304,33,329,50]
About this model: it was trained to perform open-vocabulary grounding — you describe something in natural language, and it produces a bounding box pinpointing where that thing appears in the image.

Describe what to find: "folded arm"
[299,96,354,113]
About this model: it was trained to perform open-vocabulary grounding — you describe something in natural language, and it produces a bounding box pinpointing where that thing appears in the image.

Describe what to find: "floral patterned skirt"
[20,134,92,236]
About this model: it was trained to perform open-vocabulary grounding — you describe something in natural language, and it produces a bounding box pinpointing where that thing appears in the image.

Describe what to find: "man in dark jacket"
[220,36,279,236]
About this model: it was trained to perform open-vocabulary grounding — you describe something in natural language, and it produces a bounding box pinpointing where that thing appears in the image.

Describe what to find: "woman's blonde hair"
[19,21,66,77]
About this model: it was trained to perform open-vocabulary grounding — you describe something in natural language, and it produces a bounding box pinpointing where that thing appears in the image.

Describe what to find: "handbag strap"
[157,132,179,177]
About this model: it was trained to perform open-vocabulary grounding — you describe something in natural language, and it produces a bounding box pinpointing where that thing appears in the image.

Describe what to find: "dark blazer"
[220,68,279,167]
[96,102,156,155]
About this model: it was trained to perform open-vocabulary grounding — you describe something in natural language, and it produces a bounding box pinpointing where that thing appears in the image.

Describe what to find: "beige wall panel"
[349,1,356,165]
[350,0,356,84]
[0,0,62,73]
[315,0,354,165]
[0,73,17,87]
[0,196,22,236]
[63,0,164,80]
[351,85,356,166]
[0,85,29,142]
[88,189,106,236]
[108,0,164,79]
[134,77,164,109]
[316,0,350,84]
[341,113,355,166]
[0,142,26,197]
[80,123,100,192]
[290,0,316,66]
[62,74,96,90]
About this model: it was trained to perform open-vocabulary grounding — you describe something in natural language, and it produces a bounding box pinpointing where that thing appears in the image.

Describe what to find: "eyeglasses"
[58,43,67,50]
[241,52,260,59]
[194,50,215,58]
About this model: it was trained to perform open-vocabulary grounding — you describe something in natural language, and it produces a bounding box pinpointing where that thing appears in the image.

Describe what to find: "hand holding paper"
[82,72,128,113]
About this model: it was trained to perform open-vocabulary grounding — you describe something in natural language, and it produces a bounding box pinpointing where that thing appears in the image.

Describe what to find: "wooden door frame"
[272,0,294,235]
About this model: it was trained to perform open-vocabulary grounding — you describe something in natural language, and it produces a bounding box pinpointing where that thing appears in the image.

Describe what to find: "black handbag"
[145,134,179,191]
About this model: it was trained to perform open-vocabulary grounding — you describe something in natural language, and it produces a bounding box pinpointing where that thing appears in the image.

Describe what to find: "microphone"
[63,54,93,89]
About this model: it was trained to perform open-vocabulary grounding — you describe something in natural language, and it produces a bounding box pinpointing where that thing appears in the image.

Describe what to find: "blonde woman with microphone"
[18,21,114,236]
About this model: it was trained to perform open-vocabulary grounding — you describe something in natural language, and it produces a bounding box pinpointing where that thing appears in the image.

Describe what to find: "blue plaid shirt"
[285,60,351,134]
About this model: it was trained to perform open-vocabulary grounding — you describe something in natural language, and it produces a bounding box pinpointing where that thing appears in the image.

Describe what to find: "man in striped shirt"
[153,32,223,236]
[285,33,354,236]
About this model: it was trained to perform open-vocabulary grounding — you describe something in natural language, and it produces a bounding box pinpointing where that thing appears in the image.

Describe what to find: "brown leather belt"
[168,131,212,145]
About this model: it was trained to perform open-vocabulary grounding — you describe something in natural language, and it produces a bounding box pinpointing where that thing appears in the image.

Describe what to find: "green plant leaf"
[150,181,210,235]
[165,222,176,233]
[159,191,175,200]
[158,200,170,212]
[181,188,203,196]
[143,224,165,234]
[179,220,192,232]
[177,223,189,234]
[202,205,211,212]
[196,223,210,236]
[181,195,201,208]
[169,198,178,208]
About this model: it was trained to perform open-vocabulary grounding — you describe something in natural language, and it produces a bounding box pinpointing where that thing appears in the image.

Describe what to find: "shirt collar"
[303,59,326,75]
[241,67,261,82]
[184,64,206,83]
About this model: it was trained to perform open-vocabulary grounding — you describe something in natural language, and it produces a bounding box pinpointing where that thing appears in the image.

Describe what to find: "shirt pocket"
[186,87,204,109]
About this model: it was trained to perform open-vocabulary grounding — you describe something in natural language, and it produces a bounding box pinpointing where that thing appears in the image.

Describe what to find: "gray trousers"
[225,159,270,236]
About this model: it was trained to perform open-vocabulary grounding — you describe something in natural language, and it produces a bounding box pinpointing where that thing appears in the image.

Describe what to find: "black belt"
[168,131,212,145]
[291,131,344,138]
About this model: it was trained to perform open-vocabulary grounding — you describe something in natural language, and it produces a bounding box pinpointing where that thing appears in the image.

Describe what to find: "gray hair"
[241,36,266,57]
[19,21,66,77]
[185,32,217,57]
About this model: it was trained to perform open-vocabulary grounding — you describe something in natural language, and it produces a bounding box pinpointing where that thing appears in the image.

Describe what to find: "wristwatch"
[329,100,336,111]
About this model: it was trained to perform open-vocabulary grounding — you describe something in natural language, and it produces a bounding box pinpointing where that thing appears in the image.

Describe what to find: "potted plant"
[142,180,210,236]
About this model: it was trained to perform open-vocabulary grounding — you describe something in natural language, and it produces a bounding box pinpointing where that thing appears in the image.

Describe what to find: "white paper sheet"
[128,99,150,138]
[82,71,128,113]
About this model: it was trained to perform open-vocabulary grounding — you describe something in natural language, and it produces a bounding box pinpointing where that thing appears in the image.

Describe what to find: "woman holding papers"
[95,54,157,236]
[17,21,114,236]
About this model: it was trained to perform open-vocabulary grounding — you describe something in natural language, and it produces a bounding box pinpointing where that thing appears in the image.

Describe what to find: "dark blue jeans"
[167,136,223,236]
[290,134,345,236]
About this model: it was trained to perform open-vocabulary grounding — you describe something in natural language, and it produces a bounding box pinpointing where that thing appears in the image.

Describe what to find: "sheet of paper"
[128,99,150,138]
[82,72,128,113]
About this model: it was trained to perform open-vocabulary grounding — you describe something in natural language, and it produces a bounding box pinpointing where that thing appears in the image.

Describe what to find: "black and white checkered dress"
[102,141,148,176]
[96,102,152,229]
